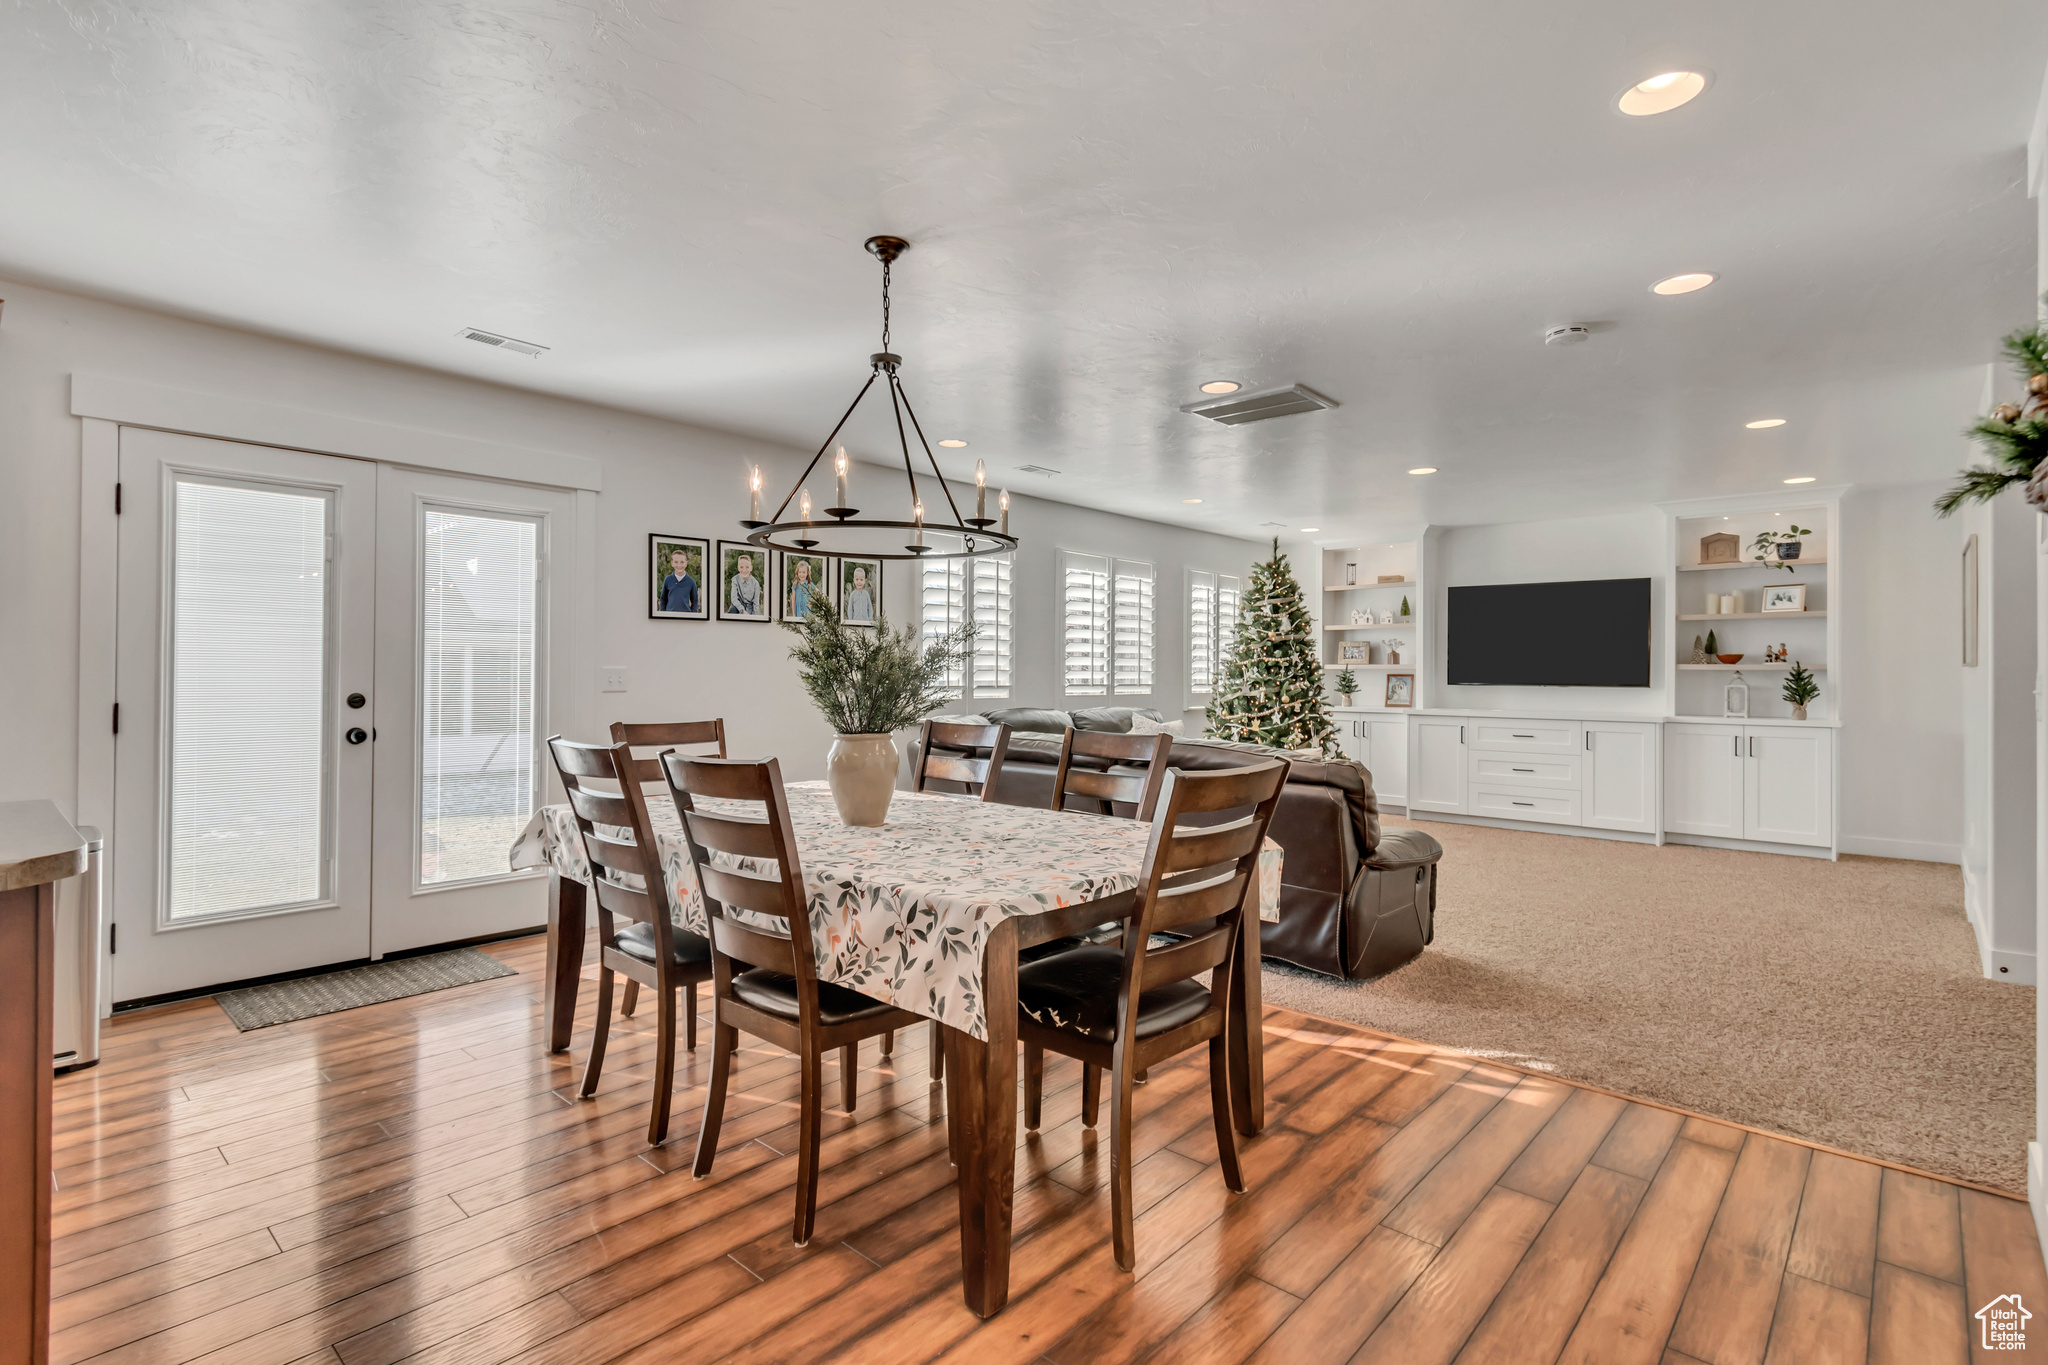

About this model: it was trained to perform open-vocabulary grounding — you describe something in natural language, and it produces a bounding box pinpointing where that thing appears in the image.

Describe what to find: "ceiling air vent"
[1180,384,1337,426]
[457,327,549,358]
[1016,464,1061,476]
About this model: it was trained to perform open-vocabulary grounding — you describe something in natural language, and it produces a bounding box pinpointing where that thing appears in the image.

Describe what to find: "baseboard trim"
[1405,812,1658,844]
[1663,832,1835,860]
[1837,834,1963,864]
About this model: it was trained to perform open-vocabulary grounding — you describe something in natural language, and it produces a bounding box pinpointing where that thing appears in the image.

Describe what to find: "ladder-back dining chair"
[546,737,714,1147]
[663,751,925,1245]
[1050,729,1174,820]
[1016,757,1290,1270]
[607,720,725,1017]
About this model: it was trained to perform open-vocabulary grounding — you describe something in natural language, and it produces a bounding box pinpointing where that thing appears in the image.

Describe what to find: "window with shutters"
[1188,568,1242,697]
[1060,551,1111,695]
[921,553,1012,701]
[1113,559,1154,695]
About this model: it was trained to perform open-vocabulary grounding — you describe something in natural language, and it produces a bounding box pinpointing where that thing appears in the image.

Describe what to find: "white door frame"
[76,375,600,997]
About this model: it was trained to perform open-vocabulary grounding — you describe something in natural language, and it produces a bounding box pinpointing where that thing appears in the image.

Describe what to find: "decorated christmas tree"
[1206,540,1339,754]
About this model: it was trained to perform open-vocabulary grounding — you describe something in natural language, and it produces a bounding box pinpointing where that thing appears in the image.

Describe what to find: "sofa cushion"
[1068,707,1134,733]
[981,707,1072,735]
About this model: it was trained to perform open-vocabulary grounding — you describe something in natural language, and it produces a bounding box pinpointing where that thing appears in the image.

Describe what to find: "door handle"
[346,728,369,745]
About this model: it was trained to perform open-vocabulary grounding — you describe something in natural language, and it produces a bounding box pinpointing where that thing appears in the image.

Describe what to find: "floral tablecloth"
[508,780,1282,1041]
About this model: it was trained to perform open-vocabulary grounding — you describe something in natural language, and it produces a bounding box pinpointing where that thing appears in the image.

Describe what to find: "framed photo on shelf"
[648,534,709,620]
[840,557,882,627]
[1760,583,1807,613]
[716,540,773,622]
[1384,673,1414,707]
[1338,641,1370,662]
[779,552,832,622]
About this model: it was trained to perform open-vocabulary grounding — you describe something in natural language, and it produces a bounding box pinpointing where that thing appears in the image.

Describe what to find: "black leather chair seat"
[614,921,712,967]
[1016,944,1211,1044]
[731,967,898,1026]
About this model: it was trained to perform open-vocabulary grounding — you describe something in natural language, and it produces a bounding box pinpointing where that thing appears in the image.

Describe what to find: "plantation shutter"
[920,558,967,696]
[1189,571,1217,694]
[1113,559,1155,695]
[1217,573,1242,661]
[1061,552,1111,696]
[970,553,1013,700]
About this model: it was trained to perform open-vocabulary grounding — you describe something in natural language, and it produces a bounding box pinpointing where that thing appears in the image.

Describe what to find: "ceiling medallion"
[742,236,1016,561]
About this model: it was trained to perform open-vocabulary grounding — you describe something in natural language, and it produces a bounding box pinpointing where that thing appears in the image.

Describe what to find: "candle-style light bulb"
[975,459,987,521]
[913,498,925,547]
[748,466,761,522]
[800,487,812,523]
[834,447,848,510]
[999,488,1009,536]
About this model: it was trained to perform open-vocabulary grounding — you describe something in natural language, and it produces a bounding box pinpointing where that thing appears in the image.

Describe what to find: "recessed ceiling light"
[1182,498,1204,504]
[1652,273,1715,295]
[936,438,968,448]
[1783,477,1816,484]
[1618,71,1707,116]
[1199,380,1242,395]
[1300,527,1320,533]
[1408,467,1438,475]
[1745,419,1787,429]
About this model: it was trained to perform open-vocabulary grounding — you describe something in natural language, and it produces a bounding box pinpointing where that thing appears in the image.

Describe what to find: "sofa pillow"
[981,707,1072,735]
[924,713,991,727]
[1068,707,1139,733]
[1127,715,1185,737]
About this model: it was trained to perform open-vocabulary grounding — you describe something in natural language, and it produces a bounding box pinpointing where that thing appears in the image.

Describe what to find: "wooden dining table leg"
[1229,908,1266,1137]
[950,918,1019,1318]
[545,870,587,1055]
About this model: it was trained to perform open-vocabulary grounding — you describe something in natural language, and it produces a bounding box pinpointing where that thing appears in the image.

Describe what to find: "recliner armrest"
[1364,827,1443,871]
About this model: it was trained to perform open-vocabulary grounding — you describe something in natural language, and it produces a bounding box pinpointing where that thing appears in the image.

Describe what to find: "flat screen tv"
[1447,578,1651,687]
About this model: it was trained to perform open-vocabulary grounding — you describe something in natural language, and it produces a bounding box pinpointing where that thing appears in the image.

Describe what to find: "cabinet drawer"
[1470,785,1582,825]
[1470,754,1579,789]
[1466,720,1582,754]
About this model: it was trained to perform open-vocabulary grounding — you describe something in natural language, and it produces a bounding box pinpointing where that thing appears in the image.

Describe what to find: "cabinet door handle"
[1513,767,1534,773]
[1513,733,1535,739]
[1749,736,1755,758]
[1733,735,1739,757]
[1512,801,1534,807]
[1585,732,1591,750]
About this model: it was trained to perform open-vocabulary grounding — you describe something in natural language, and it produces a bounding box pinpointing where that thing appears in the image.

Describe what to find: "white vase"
[826,733,898,826]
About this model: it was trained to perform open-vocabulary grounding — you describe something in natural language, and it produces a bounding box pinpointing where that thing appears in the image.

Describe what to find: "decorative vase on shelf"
[825,734,898,827]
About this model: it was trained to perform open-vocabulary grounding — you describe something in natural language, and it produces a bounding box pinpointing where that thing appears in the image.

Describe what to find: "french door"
[113,430,572,1001]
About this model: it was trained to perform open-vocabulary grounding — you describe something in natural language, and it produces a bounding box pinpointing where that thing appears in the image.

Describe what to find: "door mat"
[213,947,517,1031]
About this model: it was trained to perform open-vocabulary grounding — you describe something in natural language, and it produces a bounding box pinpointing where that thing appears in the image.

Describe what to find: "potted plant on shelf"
[1334,668,1359,707]
[1750,524,1814,571]
[783,595,974,826]
[1782,661,1820,720]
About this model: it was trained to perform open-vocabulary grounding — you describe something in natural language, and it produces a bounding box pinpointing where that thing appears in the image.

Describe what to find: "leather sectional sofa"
[916,706,1444,980]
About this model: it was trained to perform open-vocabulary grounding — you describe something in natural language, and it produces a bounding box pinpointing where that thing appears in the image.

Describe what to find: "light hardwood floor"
[50,933,2048,1365]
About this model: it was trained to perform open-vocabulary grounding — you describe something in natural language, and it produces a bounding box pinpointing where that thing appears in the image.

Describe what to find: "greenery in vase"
[1936,320,2048,515]
[1334,668,1359,699]
[1749,525,1813,572]
[782,595,974,735]
[1781,661,1820,709]
[1207,540,1339,754]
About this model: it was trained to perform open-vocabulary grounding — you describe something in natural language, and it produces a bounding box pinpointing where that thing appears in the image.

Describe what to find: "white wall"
[0,275,1255,818]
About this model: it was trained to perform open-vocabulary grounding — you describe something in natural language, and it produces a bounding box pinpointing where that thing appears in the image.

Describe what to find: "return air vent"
[1179,384,1337,425]
[1016,464,1061,476]
[456,327,549,358]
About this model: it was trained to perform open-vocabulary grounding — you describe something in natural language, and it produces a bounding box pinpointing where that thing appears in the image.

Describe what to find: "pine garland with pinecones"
[1936,318,2048,516]
[1205,539,1339,755]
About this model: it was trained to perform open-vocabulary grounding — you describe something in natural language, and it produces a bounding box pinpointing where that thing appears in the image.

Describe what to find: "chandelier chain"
[880,259,891,353]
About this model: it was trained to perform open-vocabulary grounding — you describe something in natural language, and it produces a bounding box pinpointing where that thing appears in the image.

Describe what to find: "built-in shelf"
[1675,611,1827,621]
[1676,662,1827,671]
[1677,559,1827,572]
[1323,663,1414,671]
[1324,580,1414,591]
[1323,622,1414,632]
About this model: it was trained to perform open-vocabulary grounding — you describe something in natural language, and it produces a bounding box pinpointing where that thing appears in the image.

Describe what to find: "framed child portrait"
[716,540,773,623]
[779,552,832,622]
[648,534,708,620]
[839,557,882,627]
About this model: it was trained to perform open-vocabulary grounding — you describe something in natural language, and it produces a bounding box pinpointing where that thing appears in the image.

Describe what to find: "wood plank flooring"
[50,933,2047,1365]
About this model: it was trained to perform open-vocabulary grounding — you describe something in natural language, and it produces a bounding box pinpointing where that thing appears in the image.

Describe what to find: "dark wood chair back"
[1051,729,1174,820]
[609,719,727,791]
[913,720,1013,801]
[546,738,680,963]
[659,752,814,985]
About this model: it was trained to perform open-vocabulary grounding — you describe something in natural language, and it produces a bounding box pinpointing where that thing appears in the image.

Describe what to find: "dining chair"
[546,737,715,1147]
[607,720,725,1018]
[1050,729,1174,820]
[1016,758,1290,1271]
[662,751,925,1245]
[900,718,1014,1079]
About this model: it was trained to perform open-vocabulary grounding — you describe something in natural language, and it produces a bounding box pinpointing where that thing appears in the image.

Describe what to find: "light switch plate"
[601,666,627,693]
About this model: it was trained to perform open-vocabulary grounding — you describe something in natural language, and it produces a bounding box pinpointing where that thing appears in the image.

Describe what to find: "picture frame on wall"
[1760,583,1806,613]
[648,533,709,620]
[839,557,882,627]
[716,540,773,622]
[1384,672,1414,707]
[779,552,832,622]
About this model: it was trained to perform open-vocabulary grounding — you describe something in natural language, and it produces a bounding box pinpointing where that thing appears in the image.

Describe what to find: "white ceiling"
[3,1,2043,543]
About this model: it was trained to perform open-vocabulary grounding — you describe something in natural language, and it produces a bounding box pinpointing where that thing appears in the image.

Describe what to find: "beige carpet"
[1259,817,2034,1192]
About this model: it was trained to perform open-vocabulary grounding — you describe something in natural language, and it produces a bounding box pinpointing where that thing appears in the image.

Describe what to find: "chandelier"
[741,236,1017,561]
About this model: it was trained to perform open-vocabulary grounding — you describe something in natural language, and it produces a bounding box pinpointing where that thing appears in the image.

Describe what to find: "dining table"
[509,779,1283,1316]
